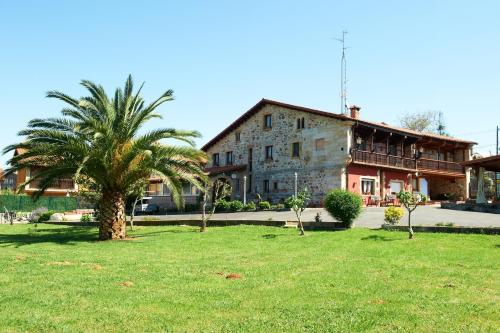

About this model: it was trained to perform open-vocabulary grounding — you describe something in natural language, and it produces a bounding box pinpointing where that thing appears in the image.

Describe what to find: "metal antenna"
[335,30,348,114]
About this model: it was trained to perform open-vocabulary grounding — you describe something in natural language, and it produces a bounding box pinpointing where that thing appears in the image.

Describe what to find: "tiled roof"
[201,99,476,151]
[204,164,247,175]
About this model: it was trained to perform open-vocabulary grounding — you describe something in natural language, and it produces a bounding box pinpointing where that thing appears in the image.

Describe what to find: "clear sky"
[1,0,499,167]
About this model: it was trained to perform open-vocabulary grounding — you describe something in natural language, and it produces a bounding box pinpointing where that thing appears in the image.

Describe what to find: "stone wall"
[205,104,353,204]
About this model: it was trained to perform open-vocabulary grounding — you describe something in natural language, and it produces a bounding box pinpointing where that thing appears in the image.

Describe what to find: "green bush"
[229,200,244,212]
[384,207,404,225]
[38,210,56,223]
[184,203,200,212]
[80,214,92,223]
[284,196,294,209]
[258,201,271,210]
[215,199,230,212]
[275,203,285,210]
[324,189,362,227]
[243,202,256,211]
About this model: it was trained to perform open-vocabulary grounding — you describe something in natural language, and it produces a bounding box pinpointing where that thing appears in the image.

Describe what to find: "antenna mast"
[336,30,348,114]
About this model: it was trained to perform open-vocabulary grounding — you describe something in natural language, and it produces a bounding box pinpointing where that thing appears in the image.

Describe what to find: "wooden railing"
[352,150,416,170]
[351,150,465,174]
[29,178,75,190]
[417,158,465,174]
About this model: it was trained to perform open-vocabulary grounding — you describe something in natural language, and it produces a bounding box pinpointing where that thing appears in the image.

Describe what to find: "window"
[361,178,375,195]
[292,142,300,157]
[247,174,252,193]
[248,148,253,172]
[212,153,220,166]
[226,151,233,165]
[265,146,273,160]
[296,117,305,129]
[388,144,397,156]
[235,179,240,193]
[264,179,270,193]
[315,138,326,151]
[273,181,278,191]
[235,132,241,142]
[264,114,272,129]
[390,181,403,194]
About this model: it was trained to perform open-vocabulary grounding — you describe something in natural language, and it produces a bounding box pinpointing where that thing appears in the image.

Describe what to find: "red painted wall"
[347,165,379,196]
[348,165,413,203]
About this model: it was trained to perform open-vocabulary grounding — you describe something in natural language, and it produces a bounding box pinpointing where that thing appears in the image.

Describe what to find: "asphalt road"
[138,205,500,229]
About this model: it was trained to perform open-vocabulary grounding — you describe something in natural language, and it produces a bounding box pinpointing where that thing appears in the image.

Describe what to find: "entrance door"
[418,178,429,197]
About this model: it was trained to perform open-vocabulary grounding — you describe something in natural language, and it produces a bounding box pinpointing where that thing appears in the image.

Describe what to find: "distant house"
[202,99,476,205]
[0,169,17,191]
[13,148,78,197]
[145,176,200,211]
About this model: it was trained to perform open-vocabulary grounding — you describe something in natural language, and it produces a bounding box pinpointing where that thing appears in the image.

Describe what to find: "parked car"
[133,197,160,215]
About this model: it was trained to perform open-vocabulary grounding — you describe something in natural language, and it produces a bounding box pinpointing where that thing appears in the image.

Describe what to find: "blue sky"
[1,0,499,167]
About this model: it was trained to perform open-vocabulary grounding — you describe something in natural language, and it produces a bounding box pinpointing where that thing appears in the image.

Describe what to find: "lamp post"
[294,172,298,198]
[243,176,247,205]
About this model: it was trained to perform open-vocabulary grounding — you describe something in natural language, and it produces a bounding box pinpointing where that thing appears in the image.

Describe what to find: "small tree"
[127,179,148,231]
[200,179,232,232]
[285,189,311,236]
[397,191,427,239]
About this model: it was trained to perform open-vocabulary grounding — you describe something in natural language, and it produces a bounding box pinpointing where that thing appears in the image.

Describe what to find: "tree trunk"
[130,198,139,231]
[408,212,414,240]
[99,191,126,240]
[295,211,305,236]
[201,193,207,232]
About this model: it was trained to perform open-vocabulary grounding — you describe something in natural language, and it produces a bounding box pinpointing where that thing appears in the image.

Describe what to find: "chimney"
[349,105,361,119]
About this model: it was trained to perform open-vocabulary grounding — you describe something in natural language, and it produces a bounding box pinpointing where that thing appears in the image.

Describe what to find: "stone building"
[202,99,476,205]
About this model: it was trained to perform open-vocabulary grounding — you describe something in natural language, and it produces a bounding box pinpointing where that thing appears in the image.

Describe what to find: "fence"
[0,195,78,212]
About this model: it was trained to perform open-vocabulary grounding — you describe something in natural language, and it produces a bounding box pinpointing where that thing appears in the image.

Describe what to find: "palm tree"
[3,75,207,240]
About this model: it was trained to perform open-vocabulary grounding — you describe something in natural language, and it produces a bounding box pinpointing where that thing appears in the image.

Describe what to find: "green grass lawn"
[0,224,498,332]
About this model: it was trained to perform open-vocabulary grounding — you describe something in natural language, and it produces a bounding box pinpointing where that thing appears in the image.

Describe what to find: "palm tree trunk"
[99,190,126,240]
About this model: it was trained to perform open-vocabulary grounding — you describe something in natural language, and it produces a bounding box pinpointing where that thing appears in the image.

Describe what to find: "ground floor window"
[264,179,270,193]
[389,181,403,194]
[361,178,375,195]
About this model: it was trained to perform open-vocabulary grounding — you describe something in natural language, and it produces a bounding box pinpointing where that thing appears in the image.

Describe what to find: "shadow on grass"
[361,235,399,242]
[0,227,97,248]
[131,228,199,238]
[262,234,280,239]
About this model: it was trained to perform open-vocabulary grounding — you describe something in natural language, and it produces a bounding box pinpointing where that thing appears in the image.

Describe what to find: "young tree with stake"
[397,191,427,239]
[200,179,232,232]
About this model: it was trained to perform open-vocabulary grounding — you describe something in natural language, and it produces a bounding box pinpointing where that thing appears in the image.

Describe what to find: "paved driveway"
[140,205,499,229]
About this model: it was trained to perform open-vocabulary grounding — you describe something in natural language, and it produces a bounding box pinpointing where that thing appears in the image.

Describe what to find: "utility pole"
[496,125,499,199]
[336,30,348,115]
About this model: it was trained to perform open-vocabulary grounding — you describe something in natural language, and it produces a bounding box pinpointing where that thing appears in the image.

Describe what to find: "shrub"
[384,207,404,225]
[80,214,92,223]
[184,203,200,212]
[215,199,230,212]
[243,202,256,211]
[229,200,244,212]
[275,203,285,210]
[284,196,294,209]
[324,189,362,227]
[258,201,271,210]
[30,207,48,223]
[38,210,56,223]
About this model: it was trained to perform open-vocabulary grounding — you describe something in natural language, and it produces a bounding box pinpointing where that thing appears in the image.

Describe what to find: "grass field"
[0,224,498,332]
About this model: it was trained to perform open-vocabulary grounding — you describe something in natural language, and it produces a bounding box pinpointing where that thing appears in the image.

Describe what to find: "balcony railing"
[28,178,75,190]
[417,158,465,174]
[351,150,465,174]
[352,150,416,170]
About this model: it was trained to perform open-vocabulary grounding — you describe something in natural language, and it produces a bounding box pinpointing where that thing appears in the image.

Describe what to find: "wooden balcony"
[351,150,416,171]
[351,150,465,175]
[28,178,76,191]
[417,158,465,175]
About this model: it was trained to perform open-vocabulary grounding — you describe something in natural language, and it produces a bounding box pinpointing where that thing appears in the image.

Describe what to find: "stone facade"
[203,100,475,204]
[205,104,353,204]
